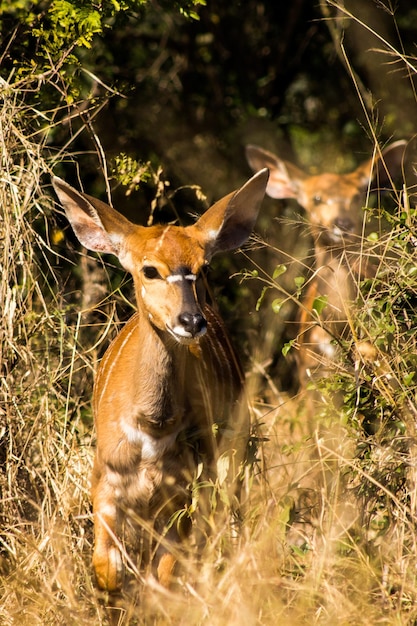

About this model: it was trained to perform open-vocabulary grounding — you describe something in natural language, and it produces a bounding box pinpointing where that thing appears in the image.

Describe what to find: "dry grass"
[2,35,417,626]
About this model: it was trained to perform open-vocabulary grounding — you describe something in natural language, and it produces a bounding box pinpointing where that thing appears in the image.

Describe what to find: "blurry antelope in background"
[246,141,406,386]
[52,169,268,591]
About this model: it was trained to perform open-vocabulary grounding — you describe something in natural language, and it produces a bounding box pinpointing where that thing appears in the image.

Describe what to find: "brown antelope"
[52,169,268,591]
[246,141,405,385]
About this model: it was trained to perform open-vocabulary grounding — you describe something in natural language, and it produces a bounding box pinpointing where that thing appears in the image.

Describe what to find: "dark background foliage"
[3,0,416,379]
[2,0,417,482]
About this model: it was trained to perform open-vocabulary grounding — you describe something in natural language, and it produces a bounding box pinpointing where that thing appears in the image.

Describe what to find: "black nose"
[334,216,354,233]
[178,312,206,337]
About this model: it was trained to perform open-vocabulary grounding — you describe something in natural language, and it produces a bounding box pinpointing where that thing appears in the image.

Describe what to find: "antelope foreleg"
[92,497,123,591]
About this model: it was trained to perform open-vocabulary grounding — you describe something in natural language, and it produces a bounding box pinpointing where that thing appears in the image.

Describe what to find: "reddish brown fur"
[52,170,268,591]
[246,142,405,385]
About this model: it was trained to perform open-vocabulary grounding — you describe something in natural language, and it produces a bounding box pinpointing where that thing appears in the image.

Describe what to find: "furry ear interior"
[195,168,269,257]
[353,140,407,190]
[52,177,134,255]
[246,144,307,199]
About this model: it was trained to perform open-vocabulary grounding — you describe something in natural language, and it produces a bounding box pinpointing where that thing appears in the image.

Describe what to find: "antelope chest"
[107,421,191,511]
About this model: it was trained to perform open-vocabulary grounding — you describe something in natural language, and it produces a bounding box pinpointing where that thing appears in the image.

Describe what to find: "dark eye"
[313,195,322,206]
[143,266,160,279]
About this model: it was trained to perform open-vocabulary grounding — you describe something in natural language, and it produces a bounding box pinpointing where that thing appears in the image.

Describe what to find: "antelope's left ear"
[195,168,269,257]
[354,140,407,189]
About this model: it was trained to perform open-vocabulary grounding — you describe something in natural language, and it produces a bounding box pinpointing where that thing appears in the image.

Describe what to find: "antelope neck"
[129,313,189,435]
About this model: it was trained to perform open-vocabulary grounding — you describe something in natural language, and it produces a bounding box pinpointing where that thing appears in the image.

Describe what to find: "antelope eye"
[313,195,322,206]
[143,266,161,279]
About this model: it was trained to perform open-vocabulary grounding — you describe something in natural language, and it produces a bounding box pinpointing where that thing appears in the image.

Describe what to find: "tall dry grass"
[2,27,417,626]
[0,80,101,624]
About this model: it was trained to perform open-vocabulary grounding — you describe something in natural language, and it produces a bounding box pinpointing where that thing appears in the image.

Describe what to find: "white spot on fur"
[319,342,336,358]
[98,503,117,518]
[121,422,143,444]
[207,227,221,241]
[140,430,177,461]
[108,545,122,574]
[120,422,177,461]
[106,469,123,489]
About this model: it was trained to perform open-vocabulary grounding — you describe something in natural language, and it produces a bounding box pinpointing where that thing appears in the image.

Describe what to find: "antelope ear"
[246,144,307,200]
[52,177,134,255]
[352,140,407,189]
[195,168,269,257]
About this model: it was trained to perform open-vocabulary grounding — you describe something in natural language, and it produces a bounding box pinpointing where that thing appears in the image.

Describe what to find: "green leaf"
[273,264,287,280]
[294,276,305,289]
[312,295,328,315]
[282,340,295,356]
[271,298,283,314]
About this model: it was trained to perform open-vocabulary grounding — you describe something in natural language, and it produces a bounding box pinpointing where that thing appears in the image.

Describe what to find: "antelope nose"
[334,216,354,233]
[178,312,206,337]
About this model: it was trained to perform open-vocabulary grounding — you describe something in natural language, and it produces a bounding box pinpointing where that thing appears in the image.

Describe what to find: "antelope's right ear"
[195,168,269,257]
[245,144,307,200]
[52,177,134,256]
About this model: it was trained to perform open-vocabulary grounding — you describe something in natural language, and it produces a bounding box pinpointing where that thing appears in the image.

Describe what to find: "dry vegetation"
[2,17,417,626]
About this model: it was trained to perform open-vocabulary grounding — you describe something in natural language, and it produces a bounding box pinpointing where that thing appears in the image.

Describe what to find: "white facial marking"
[166,324,207,344]
[166,273,197,283]
[166,275,182,284]
[171,325,193,338]
[141,285,146,298]
[171,325,201,338]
